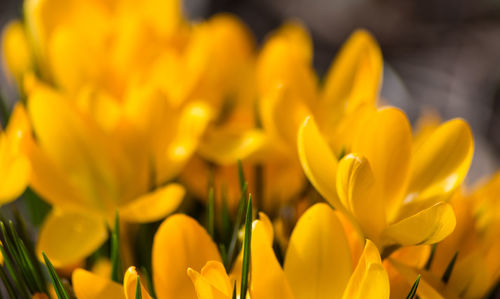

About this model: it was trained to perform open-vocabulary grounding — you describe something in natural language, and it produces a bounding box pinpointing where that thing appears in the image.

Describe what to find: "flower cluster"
[0,0,499,298]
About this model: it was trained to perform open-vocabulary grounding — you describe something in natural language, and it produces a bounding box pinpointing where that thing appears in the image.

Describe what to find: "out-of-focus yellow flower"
[73,266,153,299]
[0,103,30,204]
[257,24,382,157]
[1,20,34,87]
[298,106,473,253]
[388,171,500,299]
[72,213,220,299]
[6,0,254,112]
[188,203,389,299]
[28,82,213,267]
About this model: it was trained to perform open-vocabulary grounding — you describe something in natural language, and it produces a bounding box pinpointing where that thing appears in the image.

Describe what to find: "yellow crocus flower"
[185,24,382,214]
[72,213,220,299]
[298,106,473,254]
[257,23,382,157]
[73,266,154,299]
[9,0,253,111]
[72,204,389,299]
[26,83,212,267]
[189,203,390,299]
[0,103,31,204]
[389,171,500,299]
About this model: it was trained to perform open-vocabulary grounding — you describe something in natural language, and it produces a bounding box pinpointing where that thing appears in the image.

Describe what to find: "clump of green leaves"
[0,214,69,298]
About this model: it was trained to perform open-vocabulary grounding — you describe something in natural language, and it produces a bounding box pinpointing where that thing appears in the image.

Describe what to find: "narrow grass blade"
[226,182,248,270]
[232,281,237,299]
[240,195,252,299]
[42,252,69,299]
[237,160,245,191]
[111,213,122,283]
[140,266,156,299]
[406,274,421,299]
[424,243,437,270]
[441,252,458,284]
[207,187,215,238]
[135,275,142,299]
[0,266,18,298]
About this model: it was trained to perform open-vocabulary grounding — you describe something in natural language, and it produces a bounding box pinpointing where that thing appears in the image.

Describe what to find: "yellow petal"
[0,135,29,204]
[284,203,353,299]
[123,267,153,299]
[26,137,88,211]
[382,202,456,247]
[352,107,412,220]
[141,0,184,37]
[321,29,382,110]
[73,268,125,299]
[257,23,317,102]
[336,154,385,244]
[297,116,341,209]
[158,102,213,183]
[187,261,232,299]
[37,210,107,267]
[259,84,311,149]
[152,214,221,299]
[47,26,101,94]
[412,109,442,150]
[198,128,267,165]
[0,103,31,204]
[408,118,473,201]
[1,20,33,84]
[342,240,389,299]
[119,183,185,223]
[251,219,294,299]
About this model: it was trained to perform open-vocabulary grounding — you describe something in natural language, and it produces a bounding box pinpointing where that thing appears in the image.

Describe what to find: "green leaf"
[135,275,142,299]
[0,242,30,299]
[441,252,458,284]
[0,266,18,298]
[237,160,245,192]
[0,222,31,299]
[424,243,437,270]
[140,266,157,299]
[226,182,248,270]
[111,212,122,283]
[42,252,69,299]
[232,281,237,299]
[8,220,46,293]
[240,194,252,299]
[0,91,9,127]
[220,187,232,242]
[405,274,421,299]
[338,146,346,161]
[219,244,227,268]
[207,187,215,239]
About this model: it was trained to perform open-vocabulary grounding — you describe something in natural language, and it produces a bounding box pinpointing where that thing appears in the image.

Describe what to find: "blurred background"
[2,0,500,184]
[0,0,499,297]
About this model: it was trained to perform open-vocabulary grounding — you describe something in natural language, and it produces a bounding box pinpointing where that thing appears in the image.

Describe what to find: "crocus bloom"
[189,203,390,299]
[72,203,390,299]
[298,106,473,254]
[27,82,211,267]
[389,170,500,298]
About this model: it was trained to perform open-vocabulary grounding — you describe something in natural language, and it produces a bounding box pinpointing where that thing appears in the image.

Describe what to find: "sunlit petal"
[284,203,353,299]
